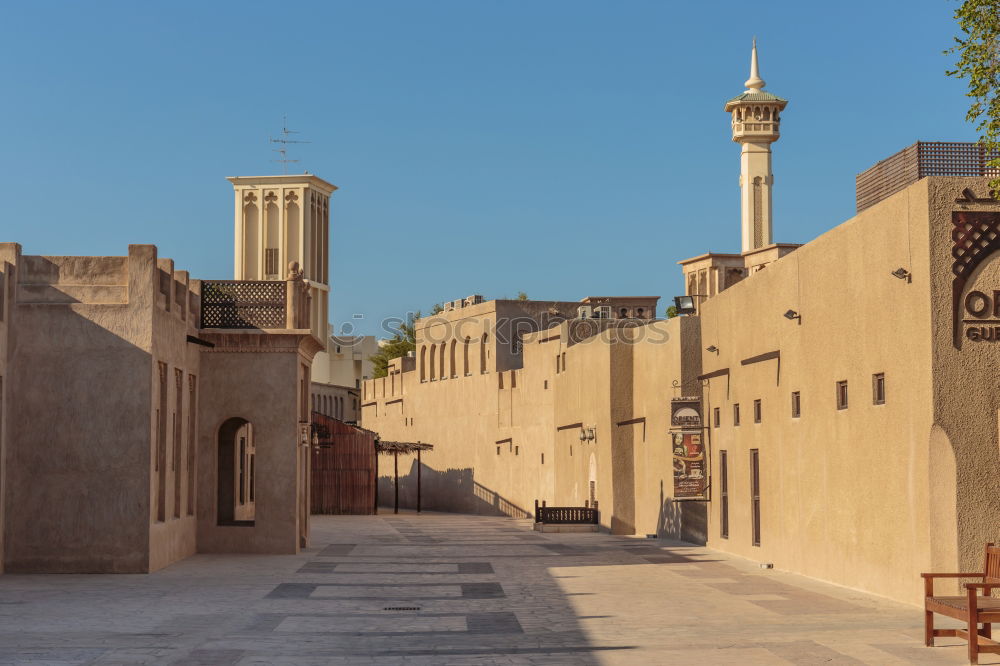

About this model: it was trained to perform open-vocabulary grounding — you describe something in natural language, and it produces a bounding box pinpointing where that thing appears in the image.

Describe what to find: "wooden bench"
[923,543,1000,664]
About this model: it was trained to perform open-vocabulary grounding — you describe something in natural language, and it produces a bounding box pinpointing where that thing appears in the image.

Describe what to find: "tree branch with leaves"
[947,0,1000,195]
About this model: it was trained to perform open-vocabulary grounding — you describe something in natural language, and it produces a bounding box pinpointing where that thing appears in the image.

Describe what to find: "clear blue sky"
[0,0,975,337]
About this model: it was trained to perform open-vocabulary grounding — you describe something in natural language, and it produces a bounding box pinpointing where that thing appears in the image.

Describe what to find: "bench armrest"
[921,572,983,578]
[964,582,998,591]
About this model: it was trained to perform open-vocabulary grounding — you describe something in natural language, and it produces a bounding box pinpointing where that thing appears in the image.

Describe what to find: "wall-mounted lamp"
[706,345,719,353]
[673,295,697,315]
[783,309,801,321]
[578,427,596,442]
[891,267,911,282]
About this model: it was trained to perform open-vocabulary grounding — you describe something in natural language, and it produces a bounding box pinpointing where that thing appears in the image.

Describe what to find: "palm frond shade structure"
[375,440,434,514]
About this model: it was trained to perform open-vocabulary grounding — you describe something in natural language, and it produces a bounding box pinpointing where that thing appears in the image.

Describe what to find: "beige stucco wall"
[698,176,1000,605]
[0,244,16,574]
[3,245,202,572]
[196,337,314,555]
[362,313,700,538]
[926,178,1000,588]
[311,335,377,389]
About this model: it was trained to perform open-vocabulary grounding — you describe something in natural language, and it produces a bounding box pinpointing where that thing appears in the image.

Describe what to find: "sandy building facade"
[0,173,332,573]
[360,296,711,542]
[361,44,1000,607]
[311,334,377,423]
[699,174,1000,605]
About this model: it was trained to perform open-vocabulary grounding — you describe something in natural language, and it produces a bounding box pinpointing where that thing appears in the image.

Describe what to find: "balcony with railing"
[199,278,311,331]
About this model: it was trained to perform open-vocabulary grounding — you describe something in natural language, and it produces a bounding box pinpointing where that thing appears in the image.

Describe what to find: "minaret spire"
[744,38,765,92]
[724,38,787,254]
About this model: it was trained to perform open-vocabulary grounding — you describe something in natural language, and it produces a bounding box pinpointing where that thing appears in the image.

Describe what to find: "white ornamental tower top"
[724,41,788,253]
[744,38,765,92]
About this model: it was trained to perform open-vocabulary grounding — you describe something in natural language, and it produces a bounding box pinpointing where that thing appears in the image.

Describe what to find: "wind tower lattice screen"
[856,142,1000,213]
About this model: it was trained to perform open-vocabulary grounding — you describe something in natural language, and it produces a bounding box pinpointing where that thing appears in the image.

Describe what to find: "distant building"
[311,335,377,423]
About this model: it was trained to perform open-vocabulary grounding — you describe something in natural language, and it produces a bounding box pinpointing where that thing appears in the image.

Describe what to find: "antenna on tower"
[270,116,310,174]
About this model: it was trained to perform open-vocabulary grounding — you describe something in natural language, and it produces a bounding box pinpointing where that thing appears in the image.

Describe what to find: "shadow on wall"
[656,481,708,545]
[377,460,532,519]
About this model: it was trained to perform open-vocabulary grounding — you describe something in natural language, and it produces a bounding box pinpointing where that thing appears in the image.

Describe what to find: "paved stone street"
[0,512,987,665]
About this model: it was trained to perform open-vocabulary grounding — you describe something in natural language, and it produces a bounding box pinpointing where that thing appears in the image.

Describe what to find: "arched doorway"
[217,417,256,525]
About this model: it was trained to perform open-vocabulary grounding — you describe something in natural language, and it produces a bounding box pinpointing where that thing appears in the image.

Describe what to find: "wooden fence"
[311,413,376,514]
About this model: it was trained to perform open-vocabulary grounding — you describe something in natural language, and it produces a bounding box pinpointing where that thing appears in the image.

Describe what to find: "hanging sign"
[672,431,707,499]
[670,397,702,429]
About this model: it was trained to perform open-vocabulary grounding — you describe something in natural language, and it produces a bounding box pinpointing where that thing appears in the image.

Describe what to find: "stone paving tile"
[0,511,992,664]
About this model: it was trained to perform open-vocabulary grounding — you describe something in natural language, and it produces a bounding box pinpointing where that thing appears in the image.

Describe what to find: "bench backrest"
[985,543,1000,584]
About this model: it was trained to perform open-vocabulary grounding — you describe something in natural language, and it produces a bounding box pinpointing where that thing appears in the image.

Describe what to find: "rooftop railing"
[200,280,287,329]
[856,142,1000,213]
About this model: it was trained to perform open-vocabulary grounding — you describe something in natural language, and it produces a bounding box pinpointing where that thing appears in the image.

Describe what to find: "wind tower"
[227,174,337,347]
[724,40,787,254]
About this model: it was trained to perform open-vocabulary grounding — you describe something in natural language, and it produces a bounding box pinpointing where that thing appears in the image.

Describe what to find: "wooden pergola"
[375,440,433,514]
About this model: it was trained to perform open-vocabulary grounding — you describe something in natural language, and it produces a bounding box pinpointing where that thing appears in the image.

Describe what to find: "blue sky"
[0,0,975,336]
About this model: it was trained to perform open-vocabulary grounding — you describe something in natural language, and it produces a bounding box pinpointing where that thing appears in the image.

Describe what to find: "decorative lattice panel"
[200,280,286,329]
[952,211,1000,348]
[857,142,1000,213]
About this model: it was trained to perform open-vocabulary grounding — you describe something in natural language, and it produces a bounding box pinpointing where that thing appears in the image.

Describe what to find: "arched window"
[637,307,644,319]
[619,307,628,318]
[439,344,446,380]
[463,337,470,376]
[450,340,457,378]
[480,333,488,374]
[419,345,427,382]
[217,417,255,525]
[428,344,436,379]
[763,107,771,121]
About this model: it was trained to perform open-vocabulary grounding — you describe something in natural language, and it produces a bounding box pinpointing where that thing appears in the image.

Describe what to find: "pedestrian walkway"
[0,512,983,664]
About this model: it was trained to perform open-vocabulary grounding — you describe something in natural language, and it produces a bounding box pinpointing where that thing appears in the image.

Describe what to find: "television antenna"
[270,116,309,174]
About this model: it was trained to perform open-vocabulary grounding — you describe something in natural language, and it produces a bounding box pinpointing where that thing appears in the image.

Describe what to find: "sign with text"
[670,397,702,429]
[672,431,707,499]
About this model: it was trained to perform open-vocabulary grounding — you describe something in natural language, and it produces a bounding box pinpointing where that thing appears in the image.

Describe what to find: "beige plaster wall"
[4,246,168,572]
[362,314,699,538]
[696,177,999,605]
[925,178,1000,585]
[147,260,201,572]
[0,243,17,574]
[196,342,307,554]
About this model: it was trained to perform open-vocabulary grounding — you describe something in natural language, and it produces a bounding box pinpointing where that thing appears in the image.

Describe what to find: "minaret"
[724,40,787,253]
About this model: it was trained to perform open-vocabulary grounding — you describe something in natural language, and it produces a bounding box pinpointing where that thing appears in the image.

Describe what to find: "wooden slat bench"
[923,543,1000,664]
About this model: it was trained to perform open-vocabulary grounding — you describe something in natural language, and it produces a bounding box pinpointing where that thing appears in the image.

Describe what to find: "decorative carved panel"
[952,210,1000,347]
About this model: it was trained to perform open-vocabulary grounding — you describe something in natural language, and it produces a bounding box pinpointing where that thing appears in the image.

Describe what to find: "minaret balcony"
[731,121,780,141]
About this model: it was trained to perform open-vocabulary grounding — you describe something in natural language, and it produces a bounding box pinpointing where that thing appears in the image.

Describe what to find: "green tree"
[947,0,1000,195]
[666,305,679,318]
[517,291,528,301]
[369,312,418,378]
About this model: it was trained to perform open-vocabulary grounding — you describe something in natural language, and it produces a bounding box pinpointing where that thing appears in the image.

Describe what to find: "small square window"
[733,403,741,426]
[791,391,801,418]
[836,380,848,410]
[753,399,762,424]
[713,407,720,428]
[873,373,885,405]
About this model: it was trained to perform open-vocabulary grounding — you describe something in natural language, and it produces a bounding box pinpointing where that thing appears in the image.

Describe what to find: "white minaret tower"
[724,40,787,253]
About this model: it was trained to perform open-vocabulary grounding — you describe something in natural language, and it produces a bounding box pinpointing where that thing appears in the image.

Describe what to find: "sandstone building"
[311,334,377,424]
[362,44,1000,605]
[0,173,335,573]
